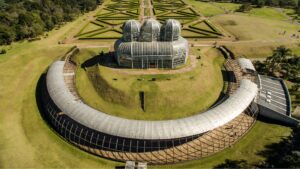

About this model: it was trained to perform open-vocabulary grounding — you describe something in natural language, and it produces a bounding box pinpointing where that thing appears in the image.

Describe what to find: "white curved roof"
[238,58,256,71]
[47,61,258,140]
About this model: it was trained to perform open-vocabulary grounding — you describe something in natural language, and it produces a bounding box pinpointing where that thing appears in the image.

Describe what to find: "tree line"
[199,0,300,13]
[200,0,299,7]
[0,0,101,45]
[255,46,300,86]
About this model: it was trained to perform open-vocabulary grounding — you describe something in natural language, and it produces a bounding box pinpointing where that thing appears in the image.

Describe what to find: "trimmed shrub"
[0,49,7,55]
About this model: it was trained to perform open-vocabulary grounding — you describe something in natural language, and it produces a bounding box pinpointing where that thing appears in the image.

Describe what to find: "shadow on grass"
[213,159,251,169]
[257,115,295,127]
[222,70,236,83]
[35,70,125,166]
[35,72,49,123]
[81,51,120,69]
[213,119,298,168]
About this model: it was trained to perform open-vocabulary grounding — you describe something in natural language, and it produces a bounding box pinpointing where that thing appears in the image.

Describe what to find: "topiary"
[0,49,7,55]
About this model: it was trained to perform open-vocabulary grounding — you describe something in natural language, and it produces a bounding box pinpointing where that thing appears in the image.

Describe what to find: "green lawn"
[283,8,296,15]
[0,1,297,168]
[225,43,300,58]
[208,9,300,58]
[76,0,139,39]
[152,121,292,168]
[187,1,287,21]
[77,22,103,35]
[214,2,241,12]
[0,10,120,168]
[211,14,300,40]
[185,0,224,17]
[291,46,300,56]
[248,7,287,21]
[76,47,225,120]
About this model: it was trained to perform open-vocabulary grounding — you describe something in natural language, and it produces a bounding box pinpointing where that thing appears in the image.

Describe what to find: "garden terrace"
[75,0,140,40]
[152,0,224,39]
[75,0,225,40]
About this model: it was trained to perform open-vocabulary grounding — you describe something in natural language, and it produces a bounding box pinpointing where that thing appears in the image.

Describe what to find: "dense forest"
[201,0,299,6]
[200,0,300,13]
[0,0,100,45]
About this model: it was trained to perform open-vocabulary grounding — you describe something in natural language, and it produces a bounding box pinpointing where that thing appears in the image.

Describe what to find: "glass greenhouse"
[114,19,189,68]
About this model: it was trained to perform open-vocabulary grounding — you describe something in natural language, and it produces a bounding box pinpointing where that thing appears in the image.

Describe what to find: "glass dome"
[122,19,141,42]
[139,19,161,42]
[161,19,181,41]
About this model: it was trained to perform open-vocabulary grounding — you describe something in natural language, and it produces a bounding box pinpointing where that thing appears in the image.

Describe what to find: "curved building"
[40,21,298,165]
[40,55,260,164]
[114,19,188,68]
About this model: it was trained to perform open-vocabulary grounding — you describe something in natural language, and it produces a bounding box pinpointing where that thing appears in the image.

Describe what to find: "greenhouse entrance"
[149,62,156,68]
[131,58,173,69]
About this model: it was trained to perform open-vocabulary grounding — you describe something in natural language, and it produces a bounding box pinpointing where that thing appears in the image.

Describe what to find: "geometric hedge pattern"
[76,0,224,40]
[153,0,223,38]
[75,0,140,39]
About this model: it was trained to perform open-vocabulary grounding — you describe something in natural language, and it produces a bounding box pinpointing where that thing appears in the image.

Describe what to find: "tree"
[289,58,300,83]
[236,3,253,12]
[80,0,97,11]
[0,24,15,45]
[265,46,291,75]
[18,12,34,26]
[257,126,300,168]
[23,1,41,11]
[213,159,251,169]
[0,0,8,10]
[257,0,266,7]
[274,46,292,62]
[282,63,293,79]
[0,49,6,54]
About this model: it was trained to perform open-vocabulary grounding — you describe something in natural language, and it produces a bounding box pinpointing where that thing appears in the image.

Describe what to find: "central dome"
[123,20,141,42]
[140,19,161,42]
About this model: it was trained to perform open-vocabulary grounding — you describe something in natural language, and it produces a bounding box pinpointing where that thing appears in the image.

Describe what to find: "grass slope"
[76,47,225,120]
[225,43,300,58]
[214,2,241,12]
[211,14,300,40]
[0,11,120,168]
[186,0,224,17]
[248,7,287,21]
